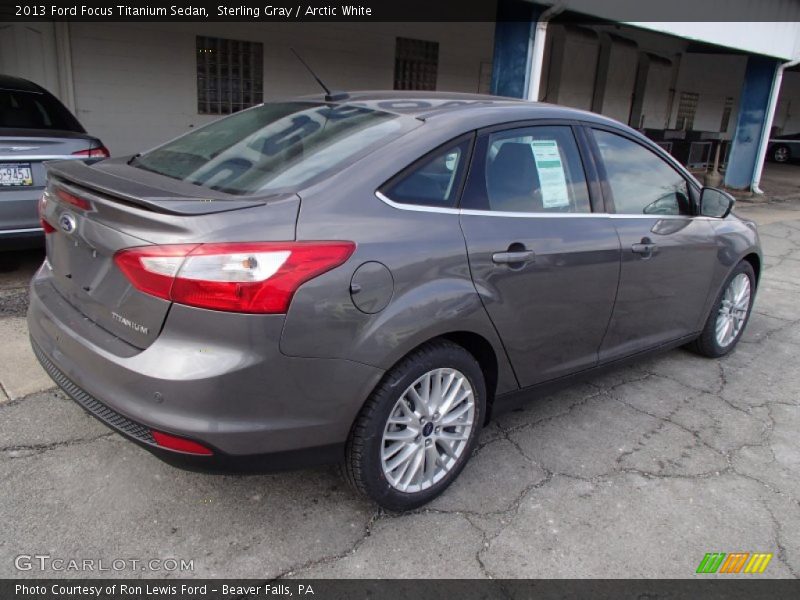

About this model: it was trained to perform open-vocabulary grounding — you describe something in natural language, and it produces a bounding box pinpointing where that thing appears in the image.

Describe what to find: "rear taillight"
[114,241,355,314]
[152,430,213,455]
[54,186,92,211]
[72,145,110,158]
[38,192,55,233]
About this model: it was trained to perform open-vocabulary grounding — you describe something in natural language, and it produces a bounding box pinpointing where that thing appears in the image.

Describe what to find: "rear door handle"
[492,250,536,265]
[631,241,658,257]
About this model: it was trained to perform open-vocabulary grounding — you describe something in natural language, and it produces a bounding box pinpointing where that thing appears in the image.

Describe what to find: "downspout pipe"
[752,55,800,194]
[525,3,565,101]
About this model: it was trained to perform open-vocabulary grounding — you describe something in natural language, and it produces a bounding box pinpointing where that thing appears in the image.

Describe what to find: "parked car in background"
[1,74,108,249]
[767,132,800,163]
[29,92,761,511]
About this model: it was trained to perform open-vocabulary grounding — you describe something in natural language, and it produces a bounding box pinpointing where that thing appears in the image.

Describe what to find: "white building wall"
[555,27,600,110]
[774,71,800,135]
[559,0,800,60]
[669,53,748,133]
[639,58,673,129]
[67,22,495,155]
[600,40,638,123]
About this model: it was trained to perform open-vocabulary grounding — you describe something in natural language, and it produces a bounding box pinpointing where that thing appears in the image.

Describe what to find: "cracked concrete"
[1,197,799,579]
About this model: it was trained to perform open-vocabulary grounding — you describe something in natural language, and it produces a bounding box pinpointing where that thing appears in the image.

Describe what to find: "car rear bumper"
[27,266,385,470]
[0,186,42,232]
[0,226,44,250]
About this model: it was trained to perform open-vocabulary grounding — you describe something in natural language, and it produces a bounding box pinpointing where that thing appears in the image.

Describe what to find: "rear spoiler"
[45,159,269,216]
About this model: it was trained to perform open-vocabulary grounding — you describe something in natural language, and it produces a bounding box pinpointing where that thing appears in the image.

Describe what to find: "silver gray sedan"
[28,92,760,510]
[1,74,108,250]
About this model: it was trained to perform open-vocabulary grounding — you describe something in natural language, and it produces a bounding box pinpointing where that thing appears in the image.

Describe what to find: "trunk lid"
[41,159,299,349]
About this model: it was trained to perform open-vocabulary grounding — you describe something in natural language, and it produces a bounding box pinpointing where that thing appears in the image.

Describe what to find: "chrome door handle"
[631,242,658,257]
[492,250,536,265]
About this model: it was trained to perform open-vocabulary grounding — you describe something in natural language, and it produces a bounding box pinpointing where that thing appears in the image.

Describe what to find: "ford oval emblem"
[59,213,77,234]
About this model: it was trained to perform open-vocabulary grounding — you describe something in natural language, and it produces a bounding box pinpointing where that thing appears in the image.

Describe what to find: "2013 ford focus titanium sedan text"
[28,92,760,510]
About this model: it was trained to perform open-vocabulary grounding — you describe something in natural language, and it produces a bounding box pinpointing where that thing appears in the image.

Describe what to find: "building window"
[394,37,439,91]
[197,36,263,115]
[675,91,699,131]
[720,96,734,133]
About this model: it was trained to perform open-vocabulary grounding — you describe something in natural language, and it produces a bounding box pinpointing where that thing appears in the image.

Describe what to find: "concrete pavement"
[1,200,798,579]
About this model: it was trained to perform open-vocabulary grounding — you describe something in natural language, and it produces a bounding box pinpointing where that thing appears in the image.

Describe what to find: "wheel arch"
[742,252,761,284]
[439,331,500,423]
[362,330,506,426]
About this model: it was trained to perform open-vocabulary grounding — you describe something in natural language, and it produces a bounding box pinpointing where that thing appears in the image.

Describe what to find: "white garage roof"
[541,0,800,61]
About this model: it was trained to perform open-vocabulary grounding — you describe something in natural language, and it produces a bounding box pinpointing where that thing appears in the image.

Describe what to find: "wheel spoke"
[437,439,459,459]
[440,401,473,425]
[438,430,470,442]
[388,414,414,426]
[438,378,471,417]
[384,427,418,442]
[385,442,418,473]
[400,447,425,490]
[424,444,440,485]
[382,440,405,461]
[433,371,457,412]
[716,314,728,336]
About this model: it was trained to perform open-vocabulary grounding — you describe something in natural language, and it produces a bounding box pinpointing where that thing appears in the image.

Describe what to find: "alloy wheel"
[774,147,789,162]
[715,273,751,348]
[380,368,475,493]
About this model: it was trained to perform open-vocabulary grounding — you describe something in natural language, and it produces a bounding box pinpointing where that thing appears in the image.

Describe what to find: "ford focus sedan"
[28,92,760,510]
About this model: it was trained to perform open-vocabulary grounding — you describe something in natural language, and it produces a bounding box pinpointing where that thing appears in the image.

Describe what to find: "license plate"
[0,163,33,187]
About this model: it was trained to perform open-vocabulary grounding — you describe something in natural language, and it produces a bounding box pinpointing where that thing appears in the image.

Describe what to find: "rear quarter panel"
[279,123,518,396]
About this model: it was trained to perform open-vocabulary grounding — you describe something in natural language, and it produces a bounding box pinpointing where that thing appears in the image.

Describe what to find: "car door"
[587,126,719,363]
[459,123,621,387]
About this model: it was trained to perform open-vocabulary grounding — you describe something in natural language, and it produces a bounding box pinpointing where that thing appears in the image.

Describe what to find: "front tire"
[689,261,755,358]
[343,340,485,511]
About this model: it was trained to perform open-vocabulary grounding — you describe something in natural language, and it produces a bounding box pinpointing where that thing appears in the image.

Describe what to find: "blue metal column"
[490,0,540,98]
[724,55,780,189]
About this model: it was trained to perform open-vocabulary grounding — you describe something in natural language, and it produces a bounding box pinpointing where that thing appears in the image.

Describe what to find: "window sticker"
[531,140,570,208]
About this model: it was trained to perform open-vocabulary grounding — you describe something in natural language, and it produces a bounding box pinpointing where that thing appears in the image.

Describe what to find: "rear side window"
[593,129,691,216]
[381,138,471,208]
[0,89,84,132]
[132,102,413,196]
[462,125,591,213]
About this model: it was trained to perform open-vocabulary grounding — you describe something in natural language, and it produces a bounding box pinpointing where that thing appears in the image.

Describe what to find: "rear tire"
[688,261,755,358]
[343,340,485,511]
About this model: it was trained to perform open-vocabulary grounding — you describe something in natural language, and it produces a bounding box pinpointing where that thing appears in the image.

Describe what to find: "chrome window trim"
[375,191,460,215]
[0,227,44,234]
[460,208,605,218]
[375,191,716,220]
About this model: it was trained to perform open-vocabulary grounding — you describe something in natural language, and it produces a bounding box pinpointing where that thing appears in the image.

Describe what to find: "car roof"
[296,90,624,128]
[0,74,44,93]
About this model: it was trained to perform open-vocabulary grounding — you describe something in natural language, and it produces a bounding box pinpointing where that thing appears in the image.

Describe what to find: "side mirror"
[699,187,735,218]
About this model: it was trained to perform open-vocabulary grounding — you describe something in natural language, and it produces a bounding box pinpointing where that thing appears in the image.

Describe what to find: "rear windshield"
[131,102,411,195]
[0,88,84,132]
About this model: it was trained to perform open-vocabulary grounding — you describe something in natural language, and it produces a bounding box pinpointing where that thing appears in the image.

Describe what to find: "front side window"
[463,125,591,213]
[593,129,691,216]
[132,102,413,195]
[381,139,471,208]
